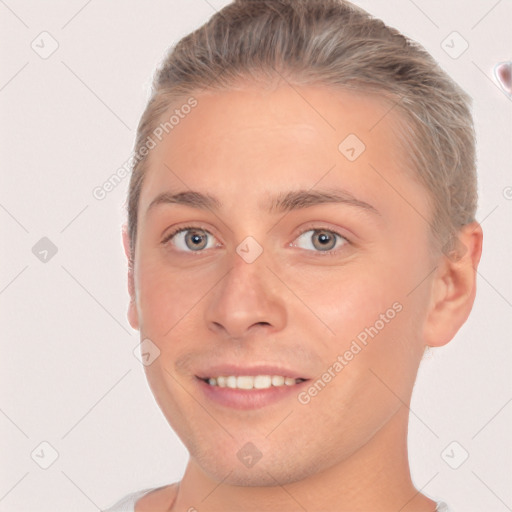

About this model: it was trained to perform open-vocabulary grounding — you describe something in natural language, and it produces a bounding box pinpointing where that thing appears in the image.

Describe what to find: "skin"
[121,82,483,512]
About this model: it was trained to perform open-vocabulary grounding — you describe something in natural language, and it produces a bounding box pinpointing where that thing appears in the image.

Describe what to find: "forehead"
[153,84,402,159]
[138,83,425,219]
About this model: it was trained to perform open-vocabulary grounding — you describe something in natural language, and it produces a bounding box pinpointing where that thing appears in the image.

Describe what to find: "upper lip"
[195,364,310,380]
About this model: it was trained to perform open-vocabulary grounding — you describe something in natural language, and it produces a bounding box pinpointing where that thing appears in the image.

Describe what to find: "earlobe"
[423,222,483,347]
[122,224,139,331]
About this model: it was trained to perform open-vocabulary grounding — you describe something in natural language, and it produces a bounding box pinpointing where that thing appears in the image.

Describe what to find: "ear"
[122,223,139,331]
[423,221,483,347]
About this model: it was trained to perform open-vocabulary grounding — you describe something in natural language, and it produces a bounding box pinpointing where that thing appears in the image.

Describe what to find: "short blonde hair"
[126,0,477,262]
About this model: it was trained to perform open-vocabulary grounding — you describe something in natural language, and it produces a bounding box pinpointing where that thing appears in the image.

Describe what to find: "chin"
[190,442,332,488]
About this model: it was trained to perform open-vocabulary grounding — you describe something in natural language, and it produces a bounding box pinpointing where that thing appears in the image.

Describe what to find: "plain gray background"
[1,1,511,510]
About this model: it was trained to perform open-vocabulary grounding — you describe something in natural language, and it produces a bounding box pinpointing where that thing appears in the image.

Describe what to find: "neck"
[170,406,437,512]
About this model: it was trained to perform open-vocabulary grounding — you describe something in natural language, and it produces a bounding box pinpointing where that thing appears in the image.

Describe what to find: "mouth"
[199,375,307,389]
[195,367,310,410]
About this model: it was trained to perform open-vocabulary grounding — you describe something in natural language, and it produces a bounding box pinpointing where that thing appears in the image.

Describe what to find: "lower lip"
[197,378,309,410]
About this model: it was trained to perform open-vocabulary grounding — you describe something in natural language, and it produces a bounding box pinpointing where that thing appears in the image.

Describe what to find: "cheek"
[135,257,198,337]
[295,265,402,341]
[301,250,428,370]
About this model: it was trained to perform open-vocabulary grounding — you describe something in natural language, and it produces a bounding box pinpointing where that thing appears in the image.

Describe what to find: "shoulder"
[135,483,179,512]
[102,488,155,512]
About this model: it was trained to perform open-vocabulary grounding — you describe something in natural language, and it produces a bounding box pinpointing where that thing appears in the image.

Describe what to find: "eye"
[291,228,348,255]
[162,225,219,252]
[162,225,349,255]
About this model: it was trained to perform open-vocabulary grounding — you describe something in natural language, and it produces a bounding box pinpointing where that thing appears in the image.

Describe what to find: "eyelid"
[161,223,219,244]
[291,221,351,241]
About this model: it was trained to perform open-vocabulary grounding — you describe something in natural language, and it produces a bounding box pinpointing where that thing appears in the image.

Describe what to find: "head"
[122,0,482,488]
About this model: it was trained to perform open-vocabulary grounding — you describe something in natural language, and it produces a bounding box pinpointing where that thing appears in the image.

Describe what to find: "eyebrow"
[146,188,380,217]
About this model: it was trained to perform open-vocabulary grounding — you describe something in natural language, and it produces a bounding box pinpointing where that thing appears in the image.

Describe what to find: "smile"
[202,375,306,389]
[196,371,310,409]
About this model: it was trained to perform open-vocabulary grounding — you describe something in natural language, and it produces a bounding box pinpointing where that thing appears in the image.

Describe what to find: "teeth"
[254,375,272,389]
[205,375,303,389]
[237,376,254,389]
[271,375,284,386]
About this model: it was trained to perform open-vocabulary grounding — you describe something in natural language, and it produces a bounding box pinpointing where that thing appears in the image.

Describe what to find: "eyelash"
[161,224,350,257]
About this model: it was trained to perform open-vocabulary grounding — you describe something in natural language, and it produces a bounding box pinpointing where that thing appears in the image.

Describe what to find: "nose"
[204,250,287,341]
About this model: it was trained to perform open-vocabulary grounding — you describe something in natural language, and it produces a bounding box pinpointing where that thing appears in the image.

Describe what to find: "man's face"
[129,83,436,486]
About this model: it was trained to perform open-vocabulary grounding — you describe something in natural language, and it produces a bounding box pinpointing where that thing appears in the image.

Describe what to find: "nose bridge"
[227,246,268,299]
[219,226,273,298]
[204,244,287,339]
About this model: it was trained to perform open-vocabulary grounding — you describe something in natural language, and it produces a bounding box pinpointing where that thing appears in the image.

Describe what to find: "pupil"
[187,230,206,250]
[315,230,335,250]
